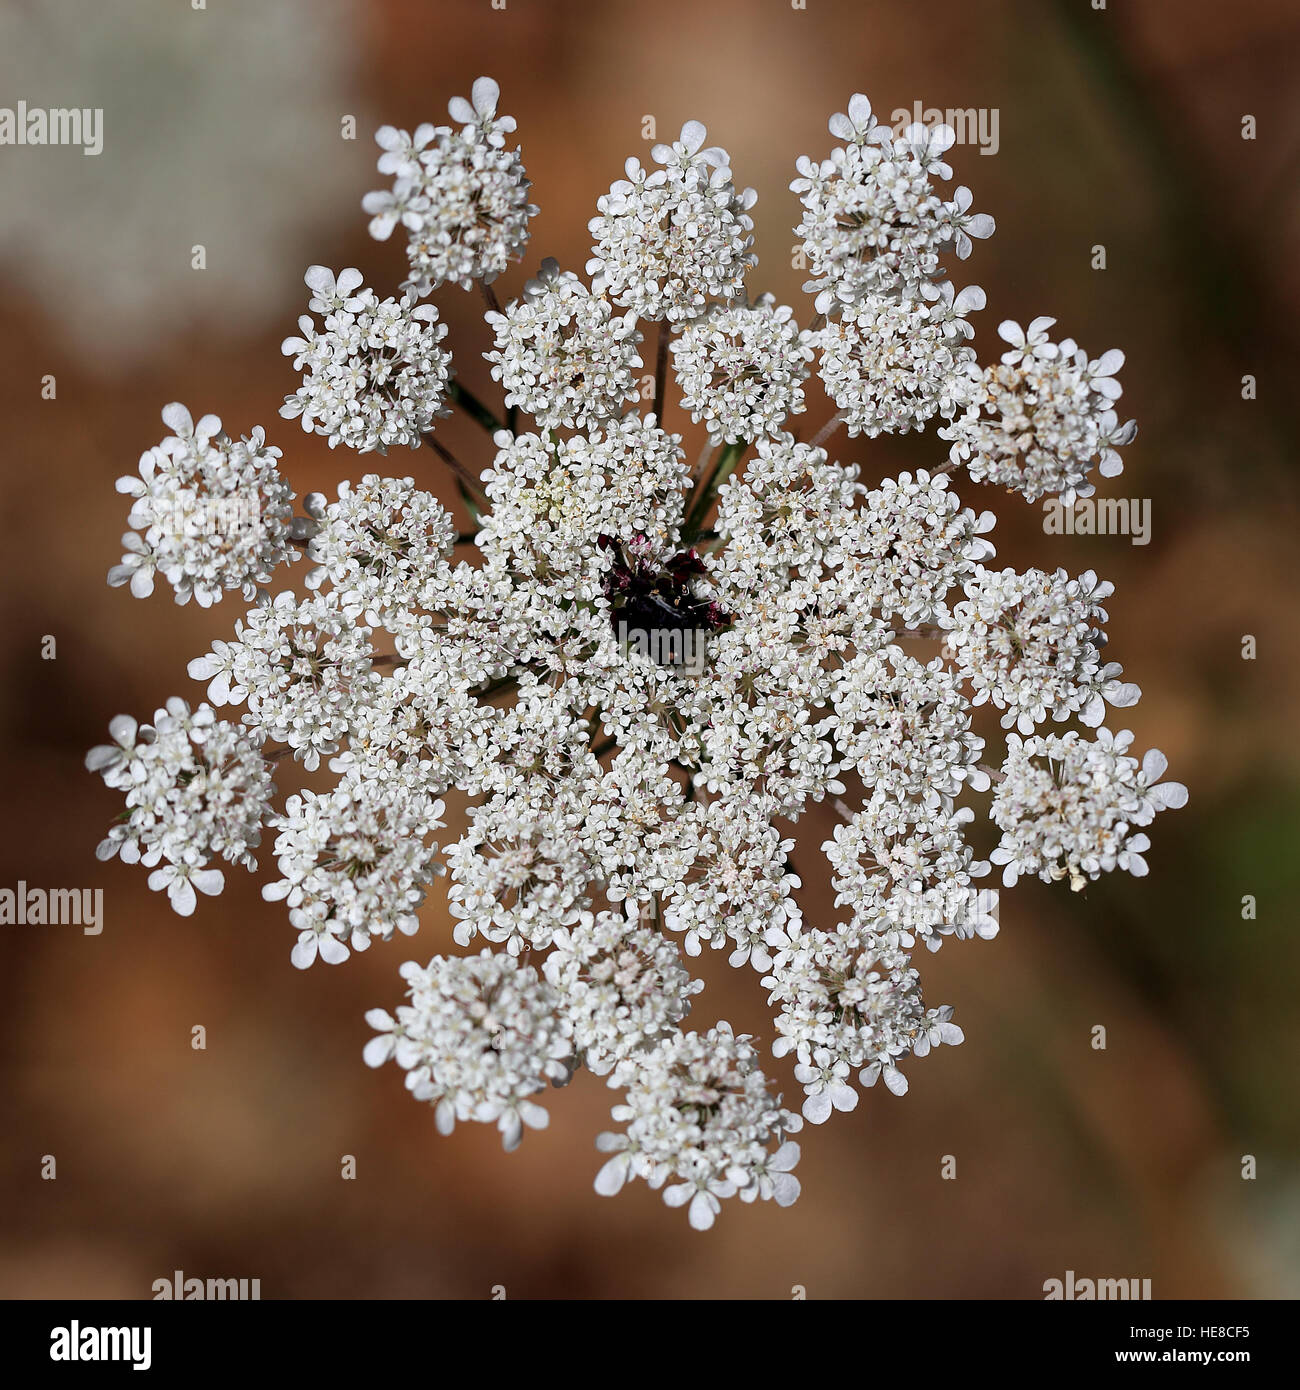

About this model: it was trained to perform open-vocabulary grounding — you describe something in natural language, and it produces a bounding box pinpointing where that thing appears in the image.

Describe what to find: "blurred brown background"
[1,0,1298,1300]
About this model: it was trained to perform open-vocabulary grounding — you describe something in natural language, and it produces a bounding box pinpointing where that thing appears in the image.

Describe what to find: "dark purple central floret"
[598,533,732,638]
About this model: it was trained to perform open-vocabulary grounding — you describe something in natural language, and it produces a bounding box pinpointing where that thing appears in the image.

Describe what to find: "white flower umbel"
[588,121,757,323]
[595,1024,802,1229]
[822,469,996,628]
[363,77,536,294]
[484,258,642,430]
[303,474,457,619]
[670,296,814,443]
[92,76,1186,1230]
[187,590,377,770]
[366,951,573,1150]
[713,433,863,574]
[264,779,444,967]
[991,729,1188,890]
[792,95,994,315]
[661,798,803,969]
[821,791,990,949]
[830,645,987,807]
[280,266,452,454]
[544,907,703,1076]
[477,416,689,573]
[764,923,962,1115]
[948,566,1141,732]
[816,281,985,438]
[941,318,1137,503]
[86,699,275,916]
[110,403,297,607]
[446,788,596,953]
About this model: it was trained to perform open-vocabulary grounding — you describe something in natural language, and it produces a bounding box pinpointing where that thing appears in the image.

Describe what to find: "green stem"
[455,477,485,525]
[682,440,747,542]
[448,379,504,436]
[424,431,489,506]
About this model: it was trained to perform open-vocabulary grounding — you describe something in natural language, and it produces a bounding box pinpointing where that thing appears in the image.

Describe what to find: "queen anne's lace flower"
[831,645,988,806]
[478,416,689,573]
[947,565,1141,732]
[446,789,596,952]
[595,1024,802,1229]
[823,469,996,628]
[110,403,296,607]
[365,951,572,1150]
[91,75,1186,1231]
[187,591,377,770]
[764,924,960,1114]
[588,121,757,323]
[544,908,703,1075]
[331,650,502,797]
[713,433,862,572]
[263,780,444,967]
[670,295,814,443]
[792,95,993,314]
[579,748,688,903]
[822,792,990,946]
[816,281,985,437]
[661,798,803,968]
[280,266,451,454]
[991,729,1188,890]
[484,258,642,429]
[824,794,963,898]
[86,699,274,915]
[303,474,457,619]
[942,317,1137,503]
[363,77,536,294]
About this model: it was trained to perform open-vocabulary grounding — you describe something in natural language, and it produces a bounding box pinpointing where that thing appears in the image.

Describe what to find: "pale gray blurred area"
[0,0,369,372]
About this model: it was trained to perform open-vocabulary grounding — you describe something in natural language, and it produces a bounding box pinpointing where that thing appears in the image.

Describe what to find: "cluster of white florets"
[363,77,537,294]
[264,780,444,968]
[822,792,991,950]
[588,120,757,322]
[186,590,378,771]
[110,403,297,607]
[991,730,1187,890]
[478,415,689,575]
[792,96,993,314]
[87,699,274,916]
[90,78,1184,1228]
[942,317,1137,503]
[823,469,996,627]
[302,474,457,619]
[670,296,814,443]
[594,1024,803,1230]
[280,266,452,454]
[947,566,1141,732]
[364,951,573,1150]
[816,281,985,437]
[764,925,958,1112]
[485,257,643,429]
[544,908,704,1076]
